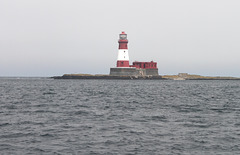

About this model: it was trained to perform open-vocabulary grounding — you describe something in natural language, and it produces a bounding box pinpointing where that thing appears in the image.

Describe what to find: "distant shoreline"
[162,73,240,80]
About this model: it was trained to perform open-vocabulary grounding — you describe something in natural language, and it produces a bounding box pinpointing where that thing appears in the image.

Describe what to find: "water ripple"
[0,79,240,154]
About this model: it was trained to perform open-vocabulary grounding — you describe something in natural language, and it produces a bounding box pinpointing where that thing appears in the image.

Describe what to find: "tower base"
[110,68,158,76]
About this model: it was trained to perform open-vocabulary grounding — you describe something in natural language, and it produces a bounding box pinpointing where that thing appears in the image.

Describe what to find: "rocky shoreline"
[52,73,240,80]
[52,74,163,80]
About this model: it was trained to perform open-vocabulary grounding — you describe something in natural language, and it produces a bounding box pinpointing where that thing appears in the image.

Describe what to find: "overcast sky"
[1,0,240,77]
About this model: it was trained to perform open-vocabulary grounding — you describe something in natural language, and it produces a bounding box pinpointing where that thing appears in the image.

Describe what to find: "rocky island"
[52,73,240,80]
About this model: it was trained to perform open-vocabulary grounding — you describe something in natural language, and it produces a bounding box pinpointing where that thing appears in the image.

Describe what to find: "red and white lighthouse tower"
[117,31,129,67]
[110,31,159,76]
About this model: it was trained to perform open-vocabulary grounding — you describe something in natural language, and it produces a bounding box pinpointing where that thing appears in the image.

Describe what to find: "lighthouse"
[117,31,129,67]
[110,31,159,76]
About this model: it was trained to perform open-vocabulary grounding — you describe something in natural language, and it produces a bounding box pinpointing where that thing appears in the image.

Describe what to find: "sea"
[0,78,240,155]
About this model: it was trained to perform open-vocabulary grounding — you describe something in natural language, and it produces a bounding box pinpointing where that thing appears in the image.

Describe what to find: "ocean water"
[0,78,240,155]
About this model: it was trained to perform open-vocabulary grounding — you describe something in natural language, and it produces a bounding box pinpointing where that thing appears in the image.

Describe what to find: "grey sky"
[1,0,240,77]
